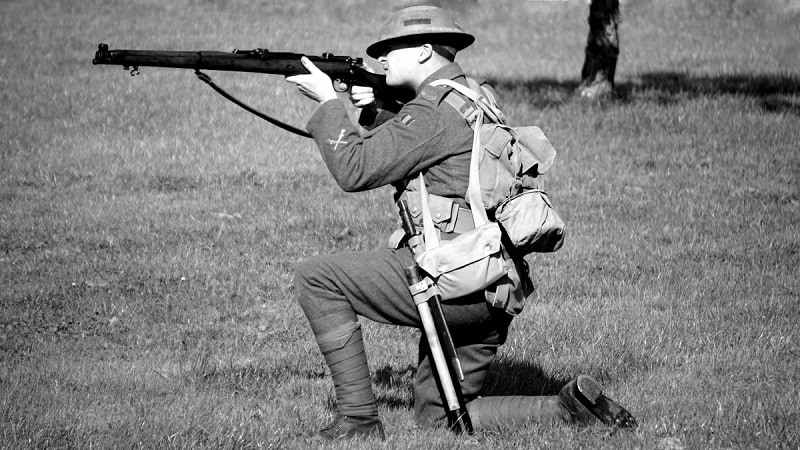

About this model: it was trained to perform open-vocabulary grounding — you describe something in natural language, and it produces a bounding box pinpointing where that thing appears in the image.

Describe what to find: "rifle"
[398,200,473,434]
[92,43,389,137]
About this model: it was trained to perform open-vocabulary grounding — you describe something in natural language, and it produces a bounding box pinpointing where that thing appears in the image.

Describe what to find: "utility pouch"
[404,192,459,233]
[416,220,508,300]
[484,247,534,315]
[495,189,565,253]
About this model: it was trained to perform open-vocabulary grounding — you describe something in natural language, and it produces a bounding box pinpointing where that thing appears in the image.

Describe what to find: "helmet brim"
[366,32,475,59]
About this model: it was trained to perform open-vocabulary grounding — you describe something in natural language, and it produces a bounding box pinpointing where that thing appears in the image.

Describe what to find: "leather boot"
[558,375,638,429]
[313,414,386,441]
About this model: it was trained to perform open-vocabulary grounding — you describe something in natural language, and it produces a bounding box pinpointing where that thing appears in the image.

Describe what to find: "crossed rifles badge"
[327,129,348,151]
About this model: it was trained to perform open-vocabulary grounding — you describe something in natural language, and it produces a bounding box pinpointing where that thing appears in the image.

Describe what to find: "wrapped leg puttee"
[312,319,378,418]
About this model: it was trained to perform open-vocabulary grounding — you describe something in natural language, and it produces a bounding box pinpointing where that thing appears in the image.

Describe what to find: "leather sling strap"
[195,70,312,138]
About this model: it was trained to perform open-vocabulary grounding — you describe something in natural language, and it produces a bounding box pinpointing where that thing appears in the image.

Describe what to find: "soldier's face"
[378,44,422,88]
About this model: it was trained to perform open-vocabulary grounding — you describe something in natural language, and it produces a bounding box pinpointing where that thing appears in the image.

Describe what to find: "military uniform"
[296,62,513,426]
[306,63,473,201]
[289,5,637,441]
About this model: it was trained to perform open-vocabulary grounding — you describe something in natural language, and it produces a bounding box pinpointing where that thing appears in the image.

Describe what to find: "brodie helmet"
[366,5,475,58]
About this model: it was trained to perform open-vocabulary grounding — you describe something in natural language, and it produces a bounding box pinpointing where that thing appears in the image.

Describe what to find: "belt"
[388,206,477,248]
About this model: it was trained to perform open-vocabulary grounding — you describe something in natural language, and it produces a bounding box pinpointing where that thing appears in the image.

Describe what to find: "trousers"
[295,247,512,427]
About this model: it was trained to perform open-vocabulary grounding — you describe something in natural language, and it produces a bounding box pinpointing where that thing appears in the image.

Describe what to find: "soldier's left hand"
[349,85,376,108]
[286,57,338,103]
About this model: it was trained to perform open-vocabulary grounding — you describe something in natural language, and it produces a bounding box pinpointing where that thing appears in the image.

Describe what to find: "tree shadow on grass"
[486,71,800,115]
[372,358,570,410]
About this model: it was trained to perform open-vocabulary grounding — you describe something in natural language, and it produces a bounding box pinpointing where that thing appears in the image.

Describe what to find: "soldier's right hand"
[349,85,376,108]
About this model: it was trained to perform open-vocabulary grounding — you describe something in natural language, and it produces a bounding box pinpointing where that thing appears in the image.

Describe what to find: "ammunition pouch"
[389,192,476,249]
[402,192,475,235]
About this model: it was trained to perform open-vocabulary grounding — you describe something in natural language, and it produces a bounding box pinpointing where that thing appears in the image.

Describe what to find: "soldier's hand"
[286,57,338,104]
[349,85,376,108]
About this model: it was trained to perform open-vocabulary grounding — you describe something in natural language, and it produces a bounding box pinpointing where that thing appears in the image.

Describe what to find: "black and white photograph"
[1,0,798,448]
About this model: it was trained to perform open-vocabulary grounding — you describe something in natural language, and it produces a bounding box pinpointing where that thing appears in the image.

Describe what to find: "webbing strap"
[408,278,441,305]
[431,78,506,125]
[417,106,488,246]
[466,109,489,225]
[441,93,480,126]
[418,173,441,249]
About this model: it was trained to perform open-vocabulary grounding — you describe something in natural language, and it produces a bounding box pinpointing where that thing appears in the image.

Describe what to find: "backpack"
[431,78,566,254]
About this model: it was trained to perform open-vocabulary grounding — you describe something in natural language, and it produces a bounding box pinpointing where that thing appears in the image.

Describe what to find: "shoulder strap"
[440,90,482,126]
[431,79,506,125]
[417,174,440,249]
[417,105,489,246]
[416,78,503,239]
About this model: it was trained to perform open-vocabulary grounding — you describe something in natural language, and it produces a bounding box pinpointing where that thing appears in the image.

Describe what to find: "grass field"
[1,0,799,448]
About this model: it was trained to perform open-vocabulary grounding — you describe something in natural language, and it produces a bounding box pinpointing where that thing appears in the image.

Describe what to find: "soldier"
[285,5,636,441]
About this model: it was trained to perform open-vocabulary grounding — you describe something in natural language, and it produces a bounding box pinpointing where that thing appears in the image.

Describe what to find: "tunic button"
[437,265,445,273]
[435,213,441,219]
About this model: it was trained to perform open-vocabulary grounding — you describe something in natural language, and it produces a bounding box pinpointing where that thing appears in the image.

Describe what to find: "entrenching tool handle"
[429,298,465,382]
[404,265,473,434]
[400,199,473,433]
[398,200,464,380]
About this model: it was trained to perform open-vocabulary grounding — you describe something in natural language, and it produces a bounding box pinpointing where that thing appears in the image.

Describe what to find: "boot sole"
[575,375,638,429]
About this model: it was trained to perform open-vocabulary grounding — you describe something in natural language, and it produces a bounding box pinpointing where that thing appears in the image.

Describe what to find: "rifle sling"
[194,70,312,138]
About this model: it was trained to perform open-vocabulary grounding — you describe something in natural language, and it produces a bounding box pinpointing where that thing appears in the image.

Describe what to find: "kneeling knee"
[294,258,326,295]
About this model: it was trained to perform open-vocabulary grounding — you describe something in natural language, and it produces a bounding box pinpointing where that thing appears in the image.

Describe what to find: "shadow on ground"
[480,357,571,397]
[487,71,800,115]
[372,358,569,410]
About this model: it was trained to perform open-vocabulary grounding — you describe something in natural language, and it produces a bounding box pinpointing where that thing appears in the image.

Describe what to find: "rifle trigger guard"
[333,80,349,93]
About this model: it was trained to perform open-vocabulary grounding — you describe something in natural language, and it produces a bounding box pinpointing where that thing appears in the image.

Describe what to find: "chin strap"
[194,70,312,138]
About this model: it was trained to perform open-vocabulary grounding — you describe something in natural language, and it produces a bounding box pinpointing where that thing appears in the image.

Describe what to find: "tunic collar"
[417,63,466,94]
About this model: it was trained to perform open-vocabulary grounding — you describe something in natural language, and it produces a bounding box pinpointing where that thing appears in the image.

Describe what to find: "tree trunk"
[577,0,620,99]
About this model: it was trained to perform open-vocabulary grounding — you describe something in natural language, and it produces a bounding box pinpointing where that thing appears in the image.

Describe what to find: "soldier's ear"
[417,43,433,64]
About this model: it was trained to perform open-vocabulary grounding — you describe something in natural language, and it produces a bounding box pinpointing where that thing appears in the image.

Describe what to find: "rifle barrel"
[92,43,385,88]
